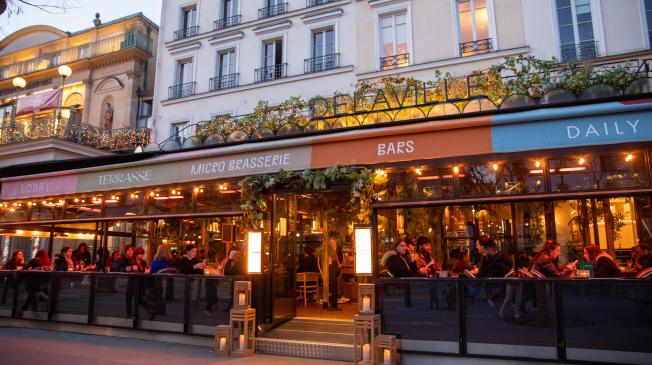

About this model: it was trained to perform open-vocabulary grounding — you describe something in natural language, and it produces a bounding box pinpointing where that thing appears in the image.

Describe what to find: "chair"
[296,272,320,307]
[635,267,652,279]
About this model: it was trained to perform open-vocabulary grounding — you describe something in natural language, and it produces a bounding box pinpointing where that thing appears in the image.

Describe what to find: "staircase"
[256,317,355,361]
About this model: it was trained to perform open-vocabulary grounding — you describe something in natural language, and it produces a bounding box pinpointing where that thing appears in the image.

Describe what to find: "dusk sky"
[0,0,162,36]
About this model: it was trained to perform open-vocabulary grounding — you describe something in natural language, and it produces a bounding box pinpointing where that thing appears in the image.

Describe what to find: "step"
[256,318,355,361]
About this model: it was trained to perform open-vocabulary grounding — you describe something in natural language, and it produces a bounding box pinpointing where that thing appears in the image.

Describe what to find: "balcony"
[304,53,340,73]
[168,82,196,99]
[173,26,200,41]
[561,41,600,62]
[214,15,242,30]
[380,53,409,70]
[258,3,288,19]
[0,118,151,151]
[0,31,152,82]
[459,38,493,57]
[255,63,287,83]
[306,0,337,6]
[210,73,239,91]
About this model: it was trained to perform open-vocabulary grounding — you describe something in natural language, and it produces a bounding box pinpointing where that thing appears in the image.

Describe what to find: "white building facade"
[151,0,652,145]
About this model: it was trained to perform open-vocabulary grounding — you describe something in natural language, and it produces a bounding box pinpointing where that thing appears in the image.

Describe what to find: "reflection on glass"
[0,201,30,222]
[63,195,102,219]
[195,181,241,213]
[103,191,145,217]
[149,187,192,215]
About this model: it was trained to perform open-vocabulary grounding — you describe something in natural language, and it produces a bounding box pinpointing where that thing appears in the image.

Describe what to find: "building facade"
[151,0,652,145]
[0,13,158,168]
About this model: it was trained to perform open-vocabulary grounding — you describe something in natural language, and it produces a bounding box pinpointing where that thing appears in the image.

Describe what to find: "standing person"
[54,247,75,271]
[386,240,417,278]
[20,250,51,315]
[297,247,319,273]
[477,236,512,306]
[1,250,24,304]
[583,244,620,278]
[532,240,576,277]
[415,236,440,278]
[177,244,206,274]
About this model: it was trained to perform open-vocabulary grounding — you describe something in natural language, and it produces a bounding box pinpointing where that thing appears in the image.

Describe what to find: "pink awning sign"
[1,174,77,199]
[16,88,62,117]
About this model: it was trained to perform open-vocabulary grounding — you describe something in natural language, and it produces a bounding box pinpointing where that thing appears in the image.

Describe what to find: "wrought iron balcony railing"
[214,15,242,30]
[258,3,288,19]
[305,53,340,73]
[306,0,337,7]
[210,73,240,91]
[459,38,493,56]
[168,82,196,99]
[560,41,600,62]
[255,63,288,83]
[380,53,409,70]
[0,118,151,151]
[0,31,152,81]
[173,26,200,41]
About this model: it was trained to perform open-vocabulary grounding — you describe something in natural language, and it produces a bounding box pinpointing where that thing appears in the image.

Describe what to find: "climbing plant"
[238,166,388,228]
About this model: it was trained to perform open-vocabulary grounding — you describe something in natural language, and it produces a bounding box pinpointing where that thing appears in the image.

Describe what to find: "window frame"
[174,57,194,86]
[453,0,497,57]
[373,3,414,70]
[552,0,606,60]
[178,3,198,31]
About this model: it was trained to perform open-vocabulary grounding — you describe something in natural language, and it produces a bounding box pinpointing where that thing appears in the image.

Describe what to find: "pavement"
[0,327,346,365]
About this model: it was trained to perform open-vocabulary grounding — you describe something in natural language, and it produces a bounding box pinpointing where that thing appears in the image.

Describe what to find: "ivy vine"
[238,166,388,228]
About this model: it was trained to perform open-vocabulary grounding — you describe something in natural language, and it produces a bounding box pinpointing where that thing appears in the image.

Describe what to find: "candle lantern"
[213,325,230,356]
[229,308,256,357]
[375,334,398,365]
[358,283,375,314]
[233,281,252,311]
[354,314,380,364]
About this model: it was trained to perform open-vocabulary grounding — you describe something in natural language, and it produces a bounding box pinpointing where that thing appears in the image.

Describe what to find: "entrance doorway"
[270,192,358,322]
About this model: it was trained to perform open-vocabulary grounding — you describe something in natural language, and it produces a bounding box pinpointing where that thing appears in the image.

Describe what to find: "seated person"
[385,240,417,278]
[532,240,576,277]
[583,244,620,278]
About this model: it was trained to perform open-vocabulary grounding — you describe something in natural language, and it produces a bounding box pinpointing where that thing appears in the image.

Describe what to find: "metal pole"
[56,75,66,134]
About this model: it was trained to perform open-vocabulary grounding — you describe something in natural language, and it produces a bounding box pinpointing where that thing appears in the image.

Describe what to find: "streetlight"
[10,77,26,130]
[56,65,72,131]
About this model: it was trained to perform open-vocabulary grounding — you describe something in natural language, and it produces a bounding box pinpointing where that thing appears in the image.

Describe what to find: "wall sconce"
[214,325,230,356]
[233,281,252,311]
[358,283,375,314]
[354,314,380,364]
[355,225,373,276]
[247,230,262,274]
[375,334,398,365]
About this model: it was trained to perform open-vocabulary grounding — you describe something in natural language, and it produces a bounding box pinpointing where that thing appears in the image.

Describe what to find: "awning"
[16,88,62,117]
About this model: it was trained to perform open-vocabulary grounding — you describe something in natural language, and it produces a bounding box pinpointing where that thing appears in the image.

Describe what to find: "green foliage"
[238,166,388,228]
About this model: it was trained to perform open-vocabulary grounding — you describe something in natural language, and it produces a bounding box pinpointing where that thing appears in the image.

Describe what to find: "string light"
[579,157,585,165]
[453,166,460,174]
[626,153,634,162]
[492,163,499,171]
[535,160,541,168]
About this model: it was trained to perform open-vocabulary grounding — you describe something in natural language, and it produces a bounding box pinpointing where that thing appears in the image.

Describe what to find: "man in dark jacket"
[224,248,245,276]
[477,236,512,306]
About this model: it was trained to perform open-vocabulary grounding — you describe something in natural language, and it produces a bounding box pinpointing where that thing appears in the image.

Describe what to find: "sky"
[0,0,162,37]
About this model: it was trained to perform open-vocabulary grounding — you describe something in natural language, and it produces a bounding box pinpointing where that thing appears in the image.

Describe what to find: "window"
[171,121,188,144]
[217,0,240,29]
[175,5,198,40]
[645,0,652,47]
[169,59,195,99]
[556,0,598,61]
[379,12,409,69]
[259,0,287,19]
[137,100,152,129]
[456,0,492,56]
[256,39,285,82]
[212,50,238,90]
[307,28,337,73]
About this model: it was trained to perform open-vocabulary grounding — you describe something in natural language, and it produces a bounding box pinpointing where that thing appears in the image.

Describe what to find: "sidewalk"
[0,327,345,365]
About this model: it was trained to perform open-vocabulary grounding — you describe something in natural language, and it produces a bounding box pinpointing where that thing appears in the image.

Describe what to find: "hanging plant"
[238,166,387,228]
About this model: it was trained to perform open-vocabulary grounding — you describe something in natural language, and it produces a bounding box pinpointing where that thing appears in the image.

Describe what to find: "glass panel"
[103,191,145,217]
[325,29,335,55]
[194,182,241,213]
[549,156,594,192]
[148,187,193,215]
[385,166,454,201]
[595,152,649,189]
[63,195,103,219]
[474,0,489,40]
[51,222,98,263]
[459,160,544,197]
[457,2,473,43]
[381,16,395,57]
[31,198,65,221]
[0,201,30,222]
[513,202,546,255]
[313,31,324,58]
[557,7,573,26]
[396,21,408,55]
